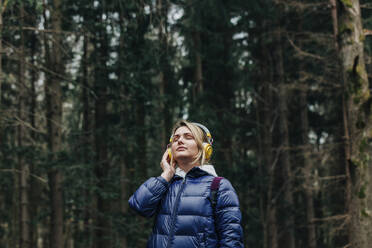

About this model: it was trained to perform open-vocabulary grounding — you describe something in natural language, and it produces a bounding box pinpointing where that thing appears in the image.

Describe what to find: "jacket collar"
[174,164,218,179]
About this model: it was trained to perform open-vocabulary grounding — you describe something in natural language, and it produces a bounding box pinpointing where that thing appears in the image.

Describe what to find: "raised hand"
[160,149,176,182]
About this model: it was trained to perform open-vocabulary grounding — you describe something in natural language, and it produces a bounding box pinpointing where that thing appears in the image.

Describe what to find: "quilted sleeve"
[128,176,169,218]
[215,178,244,247]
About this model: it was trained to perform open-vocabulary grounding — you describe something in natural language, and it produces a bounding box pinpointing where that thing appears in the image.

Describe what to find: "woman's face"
[171,126,199,163]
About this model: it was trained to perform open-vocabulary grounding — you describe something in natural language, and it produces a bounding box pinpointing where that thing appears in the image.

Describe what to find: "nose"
[177,136,185,144]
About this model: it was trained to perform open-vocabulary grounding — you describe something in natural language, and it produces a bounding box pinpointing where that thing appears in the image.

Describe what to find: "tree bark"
[337,0,372,247]
[299,88,317,248]
[157,0,171,150]
[81,30,94,248]
[18,3,30,248]
[45,0,64,247]
[328,2,350,246]
[192,31,203,101]
[93,10,111,248]
[136,101,147,180]
[119,129,128,248]
[28,1,39,246]
[256,20,278,248]
[277,85,295,248]
[93,77,110,248]
[274,26,295,248]
[118,9,128,248]
[190,0,203,102]
[330,0,339,51]
[0,0,3,102]
[12,175,19,248]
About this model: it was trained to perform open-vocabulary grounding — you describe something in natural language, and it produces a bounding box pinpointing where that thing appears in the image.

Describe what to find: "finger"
[164,149,172,162]
[162,149,169,162]
[166,153,171,164]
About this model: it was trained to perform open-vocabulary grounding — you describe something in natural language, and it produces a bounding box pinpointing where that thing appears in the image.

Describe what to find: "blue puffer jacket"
[129,166,244,248]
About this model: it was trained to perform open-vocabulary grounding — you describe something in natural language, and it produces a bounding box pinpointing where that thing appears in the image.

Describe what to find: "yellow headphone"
[168,122,213,161]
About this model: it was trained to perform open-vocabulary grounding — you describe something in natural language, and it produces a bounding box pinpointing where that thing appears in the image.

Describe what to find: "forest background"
[0,0,372,247]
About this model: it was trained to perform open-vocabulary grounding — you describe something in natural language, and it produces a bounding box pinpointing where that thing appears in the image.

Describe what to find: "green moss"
[361,208,371,218]
[351,158,362,168]
[356,119,366,129]
[361,153,370,164]
[360,33,365,42]
[346,65,368,105]
[340,0,353,8]
[359,138,369,153]
[361,97,372,117]
[351,152,370,169]
[339,22,353,36]
[358,184,367,199]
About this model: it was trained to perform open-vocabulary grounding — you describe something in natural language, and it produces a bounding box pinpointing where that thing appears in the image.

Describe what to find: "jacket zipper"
[166,176,187,248]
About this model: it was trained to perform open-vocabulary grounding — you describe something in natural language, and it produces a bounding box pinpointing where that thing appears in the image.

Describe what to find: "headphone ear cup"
[203,143,213,161]
[167,147,172,160]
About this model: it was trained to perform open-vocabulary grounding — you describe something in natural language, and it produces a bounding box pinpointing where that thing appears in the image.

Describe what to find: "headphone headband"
[192,122,213,144]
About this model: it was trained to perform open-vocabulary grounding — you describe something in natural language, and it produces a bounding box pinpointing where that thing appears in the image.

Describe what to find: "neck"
[177,159,200,173]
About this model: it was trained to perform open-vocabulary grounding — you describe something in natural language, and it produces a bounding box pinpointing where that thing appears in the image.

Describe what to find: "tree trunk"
[190,0,203,103]
[330,0,339,51]
[118,10,128,248]
[81,30,94,248]
[277,85,295,248]
[260,83,278,248]
[93,13,111,248]
[136,101,147,180]
[274,25,295,248]
[0,6,6,244]
[94,75,110,248]
[119,129,128,248]
[28,2,39,246]
[299,88,317,248]
[328,2,350,246]
[18,3,30,248]
[0,0,3,102]
[157,0,171,150]
[256,20,278,248]
[337,0,372,247]
[45,0,64,247]
[192,31,203,101]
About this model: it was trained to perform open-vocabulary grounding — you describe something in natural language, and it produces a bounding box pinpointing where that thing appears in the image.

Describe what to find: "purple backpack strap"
[211,177,223,240]
[211,177,223,191]
[210,177,223,208]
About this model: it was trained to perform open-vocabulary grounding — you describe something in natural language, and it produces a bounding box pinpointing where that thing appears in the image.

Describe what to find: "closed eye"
[172,133,194,142]
[185,134,194,139]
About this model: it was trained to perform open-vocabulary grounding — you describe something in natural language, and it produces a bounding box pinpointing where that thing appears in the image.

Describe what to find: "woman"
[129,120,244,247]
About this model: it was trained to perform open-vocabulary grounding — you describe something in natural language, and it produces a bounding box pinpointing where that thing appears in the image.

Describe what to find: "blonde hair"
[170,120,210,166]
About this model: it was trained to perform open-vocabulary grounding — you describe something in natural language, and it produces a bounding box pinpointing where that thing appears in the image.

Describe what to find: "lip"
[176,146,187,151]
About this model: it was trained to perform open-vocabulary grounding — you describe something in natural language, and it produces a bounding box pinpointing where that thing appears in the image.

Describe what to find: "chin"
[174,155,191,161]
[175,154,197,163]
[174,154,194,160]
